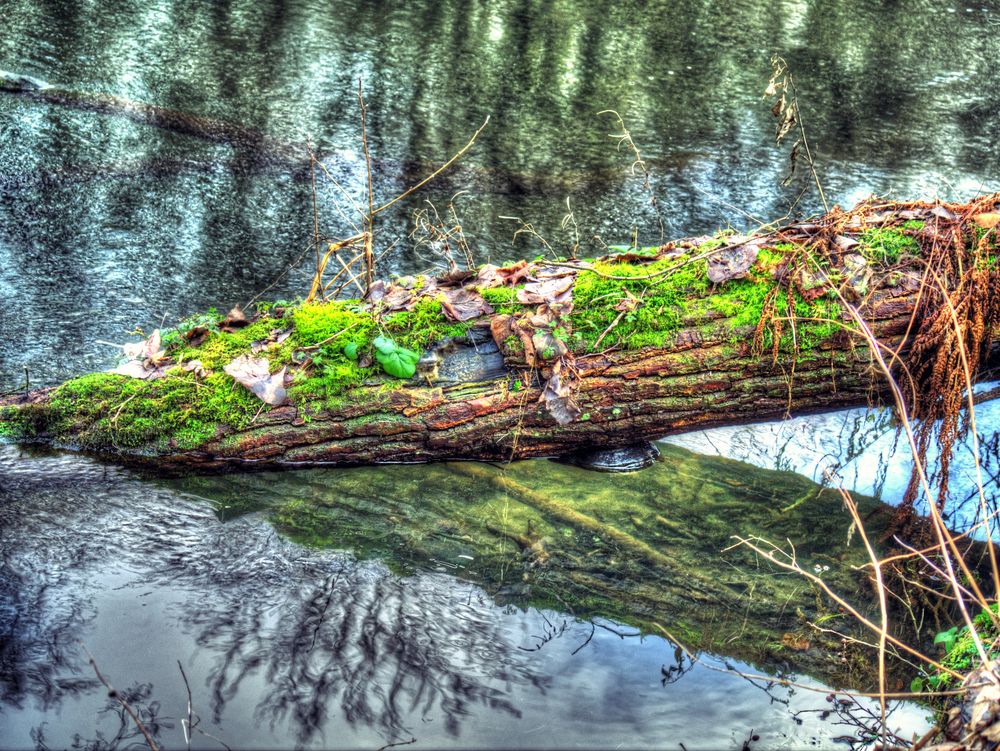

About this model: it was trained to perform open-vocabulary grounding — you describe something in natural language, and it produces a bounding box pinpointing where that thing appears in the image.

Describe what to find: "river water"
[1,0,998,748]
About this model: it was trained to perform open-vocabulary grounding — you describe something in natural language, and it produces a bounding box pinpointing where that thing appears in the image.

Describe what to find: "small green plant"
[911,605,1000,694]
[373,336,420,379]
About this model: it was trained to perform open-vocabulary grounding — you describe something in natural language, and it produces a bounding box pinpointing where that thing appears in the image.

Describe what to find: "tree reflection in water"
[0,446,549,746]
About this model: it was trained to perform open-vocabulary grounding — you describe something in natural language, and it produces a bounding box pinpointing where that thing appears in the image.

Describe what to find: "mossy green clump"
[858,226,920,265]
[913,604,1000,694]
[479,285,525,316]
[569,241,841,353]
[569,255,711,350]
[383,297,469,350]
[0,404,49,440]
[172,319,292,370]
[33,370,262,451]
[292,301,375,348]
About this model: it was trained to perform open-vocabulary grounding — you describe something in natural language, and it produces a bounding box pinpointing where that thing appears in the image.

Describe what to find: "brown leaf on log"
[223,355,289,406]
[437,269,476,287]
[113,329,170,380]
[974,213,1000,230]
[184,325,210,348]
[517,275,574,305]
[540,357,581,425]
[251,327,293,353]
[496,260,532,286]
[707,240,761,284]
[220,305,249,332]
[439,288,494,322]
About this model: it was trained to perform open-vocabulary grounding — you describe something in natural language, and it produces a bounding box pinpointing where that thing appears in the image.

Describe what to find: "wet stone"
[555,441,661,473]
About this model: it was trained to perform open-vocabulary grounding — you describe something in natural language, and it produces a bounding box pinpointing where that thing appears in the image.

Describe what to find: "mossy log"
[2,196,998,470]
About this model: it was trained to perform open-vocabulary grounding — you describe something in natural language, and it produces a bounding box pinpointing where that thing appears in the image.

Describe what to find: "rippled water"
[1,0,999,387]
[0,443,930,749]
[2,0,998,747]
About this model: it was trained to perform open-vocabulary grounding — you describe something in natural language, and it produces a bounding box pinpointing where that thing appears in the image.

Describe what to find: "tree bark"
[4,196,998,470]
[0,283,963,470]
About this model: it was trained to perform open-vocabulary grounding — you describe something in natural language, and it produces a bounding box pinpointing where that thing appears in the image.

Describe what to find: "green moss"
[858,227,919,265]
[293,301,375,348]
[916,604,1000,694]
[36,370,262,451]
[566,241,840,354]
[569,255,710,350]
[383,297,469,351]
[0,404,49,440]
[480,285,525,316]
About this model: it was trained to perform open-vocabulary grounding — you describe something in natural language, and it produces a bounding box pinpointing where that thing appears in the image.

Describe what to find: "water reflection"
[1,0,998,389]
[0,443,929,748]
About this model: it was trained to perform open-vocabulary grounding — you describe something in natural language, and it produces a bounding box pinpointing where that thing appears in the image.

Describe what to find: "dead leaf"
[184,325,210,348]
[380,285,417,311]
[706,242,761,284]
[438,269,476,287]
[221,306,249,332]
[365,279,386,303]
[614,289,641,312]
[496,260,532,286]
[531,330,568,361]
[122,329,162,361]
[251,327,293,353]
[517,275,574,305]
[110,359,168,380]
[113,329,170,379]
[797,265,832,301]
[474,264,502,289]
[974,213,1000,230]
[223,355,288,406]
[841,253,872,298]
[182,359,209,378]
[439,288,494,322]
[834,235,859,252]
[540,357,581,425]
[930,205,958,222]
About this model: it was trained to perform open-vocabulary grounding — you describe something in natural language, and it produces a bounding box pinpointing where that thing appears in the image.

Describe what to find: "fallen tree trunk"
[2,195,999,470]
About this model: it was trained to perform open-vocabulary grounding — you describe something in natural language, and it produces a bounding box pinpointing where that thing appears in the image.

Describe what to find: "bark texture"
[1,283,944,470]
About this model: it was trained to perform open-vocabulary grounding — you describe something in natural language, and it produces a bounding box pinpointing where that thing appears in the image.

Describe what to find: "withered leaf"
[540,358,581,425]
[122,329,162,362]
[974,213,1000,230]
[517,275,574,305]
[113,329,169,379]
[111,359,169,380]
[365,279,387,303]
[184,325,210,348]
[706,242,761,284]
[221,305,249,332]
[834,235,860,252]
[613,289,641,312]
[251,327,293,353]
[474,264,502,289]
[381,285,417,311]
[182,359,209,378]
[496,260,532,286]
[930,205,958,222]
[438,269,476,287]
[439,288,494,322]
[223,355,288,406]
[531,330,568,361]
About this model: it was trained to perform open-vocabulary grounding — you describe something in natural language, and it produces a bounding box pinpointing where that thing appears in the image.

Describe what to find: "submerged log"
[2,195,999,469]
